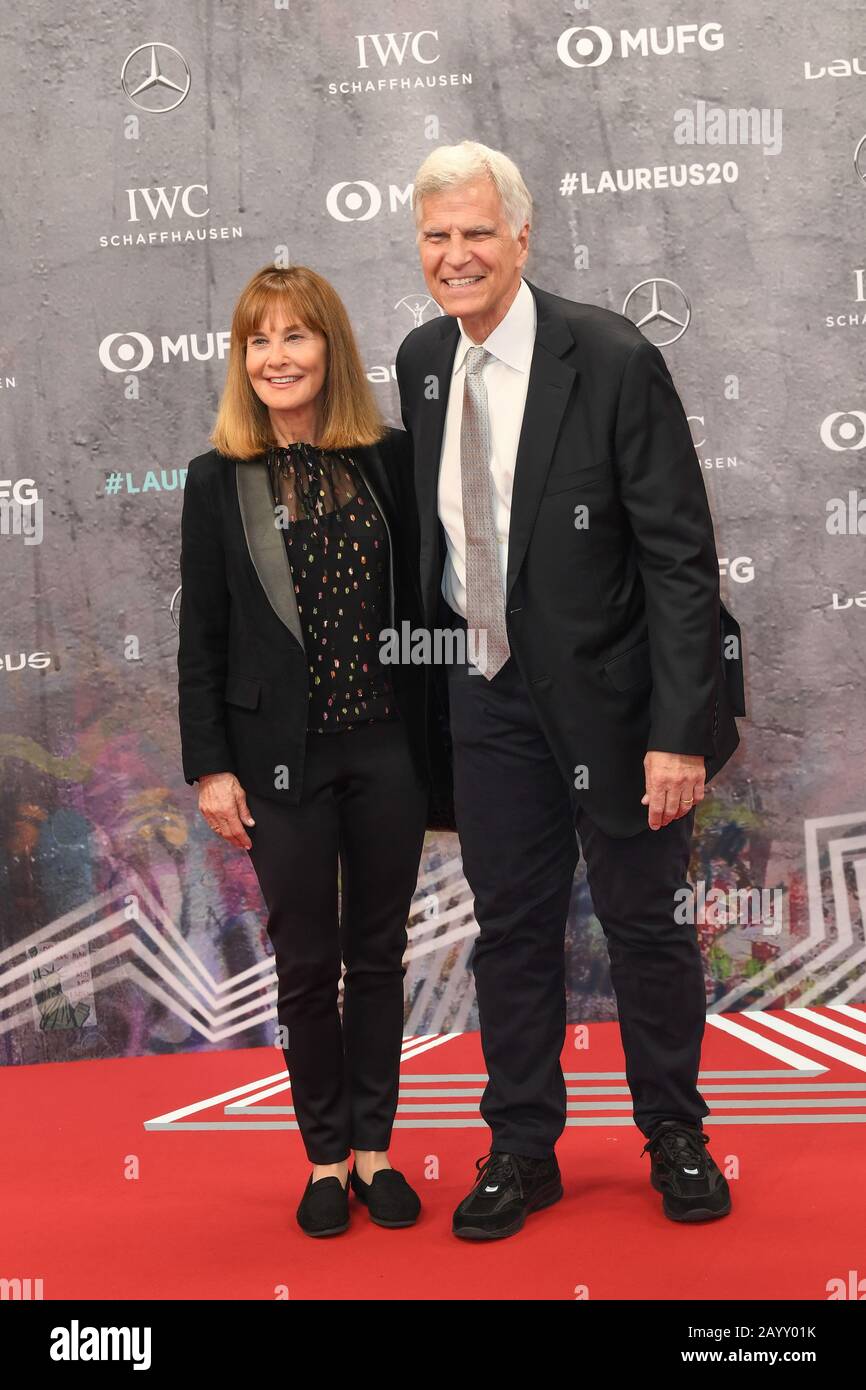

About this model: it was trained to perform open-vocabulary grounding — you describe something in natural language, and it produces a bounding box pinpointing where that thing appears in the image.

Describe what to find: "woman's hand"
[197,772,256,849]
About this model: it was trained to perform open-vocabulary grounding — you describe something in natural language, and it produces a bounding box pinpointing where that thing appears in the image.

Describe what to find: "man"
[395,141,746,1240]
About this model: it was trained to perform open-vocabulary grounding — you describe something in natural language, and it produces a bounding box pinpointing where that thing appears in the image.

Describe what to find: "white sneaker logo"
[683,1167,700,1175]
[484,1184,500,1193]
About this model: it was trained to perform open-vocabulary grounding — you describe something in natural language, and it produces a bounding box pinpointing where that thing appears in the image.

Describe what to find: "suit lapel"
[235,458,304,650]
[414,325,459,626]
[235,442,398,650]
[354,440,396,523]
[412,280,578,619]
[352,441,396,631]
[505,281,577,599]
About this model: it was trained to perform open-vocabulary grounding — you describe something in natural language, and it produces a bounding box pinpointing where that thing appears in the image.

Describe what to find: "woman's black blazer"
[176,425,445,813]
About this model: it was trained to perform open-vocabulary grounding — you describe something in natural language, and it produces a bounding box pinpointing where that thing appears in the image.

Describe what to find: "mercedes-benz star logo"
[622,278,691,346]
[121,43,191,113]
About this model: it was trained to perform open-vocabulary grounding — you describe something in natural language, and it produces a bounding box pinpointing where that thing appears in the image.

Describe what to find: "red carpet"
[4,1008,866,1300]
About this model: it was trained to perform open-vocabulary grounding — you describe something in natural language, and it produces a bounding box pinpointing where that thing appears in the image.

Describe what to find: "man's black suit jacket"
[394,276,745,839]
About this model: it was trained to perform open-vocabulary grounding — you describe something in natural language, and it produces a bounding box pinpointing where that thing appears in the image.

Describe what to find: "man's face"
[417,177,529,336]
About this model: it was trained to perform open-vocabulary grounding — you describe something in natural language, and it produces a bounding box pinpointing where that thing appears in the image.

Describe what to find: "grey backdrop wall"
[2,2,865,1064]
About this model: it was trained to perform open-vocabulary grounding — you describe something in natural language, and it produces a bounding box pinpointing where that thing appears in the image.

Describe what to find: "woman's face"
[245,309,327,418]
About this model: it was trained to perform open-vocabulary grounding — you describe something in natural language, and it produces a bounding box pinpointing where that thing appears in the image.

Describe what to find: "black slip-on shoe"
[296,1172,350,1237]
[642,1122,732,1222]
[452,1150,563,1241]
[349,1167,421,1228]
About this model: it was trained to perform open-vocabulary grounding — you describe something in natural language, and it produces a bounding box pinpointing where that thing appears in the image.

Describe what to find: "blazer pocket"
[602,638,652,692]
[543,463,608,496]
[224,674,262,710]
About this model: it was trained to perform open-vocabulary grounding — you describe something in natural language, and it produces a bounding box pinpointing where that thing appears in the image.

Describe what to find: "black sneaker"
[452,1150,563,1240]
[641,1122,732,1222]
[349,1167,421,1228]
[296,1172,350,1237]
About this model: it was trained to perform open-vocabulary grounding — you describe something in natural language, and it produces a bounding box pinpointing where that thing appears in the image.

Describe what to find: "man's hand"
[641,751,705,831]
[197,772,256,849]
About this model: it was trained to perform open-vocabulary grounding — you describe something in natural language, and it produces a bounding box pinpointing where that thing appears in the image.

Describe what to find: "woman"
[177,264,432,1237]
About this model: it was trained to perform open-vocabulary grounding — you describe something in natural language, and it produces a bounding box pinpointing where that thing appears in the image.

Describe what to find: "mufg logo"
[557,23,724,68]
[325,180,413,221]
[98,330,231,372]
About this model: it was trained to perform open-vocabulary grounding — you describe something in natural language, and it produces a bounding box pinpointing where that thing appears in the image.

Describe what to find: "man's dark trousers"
[442,608,711,1158]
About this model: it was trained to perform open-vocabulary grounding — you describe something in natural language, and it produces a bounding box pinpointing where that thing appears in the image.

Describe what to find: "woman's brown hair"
[210,264,385,459]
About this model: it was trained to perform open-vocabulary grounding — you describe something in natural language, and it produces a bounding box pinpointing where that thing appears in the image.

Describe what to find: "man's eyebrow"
[421,224,495,234]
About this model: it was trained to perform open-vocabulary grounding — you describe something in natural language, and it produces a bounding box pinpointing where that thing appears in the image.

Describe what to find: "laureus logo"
[394,294,443,327]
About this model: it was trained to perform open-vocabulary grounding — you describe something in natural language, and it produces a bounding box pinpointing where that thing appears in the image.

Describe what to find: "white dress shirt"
[437,275,537,617]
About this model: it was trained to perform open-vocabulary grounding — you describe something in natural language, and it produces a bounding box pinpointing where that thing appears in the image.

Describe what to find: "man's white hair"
[412,140,533,240]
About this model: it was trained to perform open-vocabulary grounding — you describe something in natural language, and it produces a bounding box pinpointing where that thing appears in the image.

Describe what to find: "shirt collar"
[453,276,536,374]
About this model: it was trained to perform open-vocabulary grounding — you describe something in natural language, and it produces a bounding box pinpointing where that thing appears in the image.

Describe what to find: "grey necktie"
[460,344,511,679]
